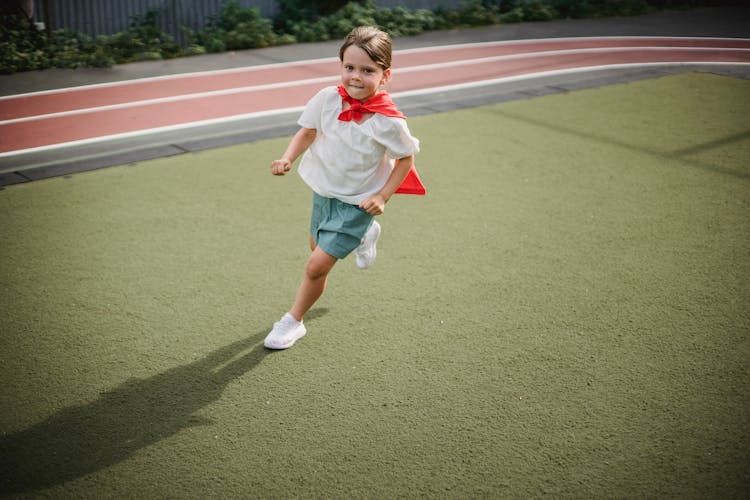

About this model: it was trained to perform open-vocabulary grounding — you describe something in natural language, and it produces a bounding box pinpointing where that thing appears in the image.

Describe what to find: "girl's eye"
[345,65,354,71]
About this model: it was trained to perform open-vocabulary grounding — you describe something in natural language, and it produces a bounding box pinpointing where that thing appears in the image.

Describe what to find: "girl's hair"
[339,26,392,70]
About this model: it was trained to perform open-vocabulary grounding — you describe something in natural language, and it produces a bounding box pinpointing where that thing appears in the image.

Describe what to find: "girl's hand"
[270,159,291,176]
[359,194,386,216]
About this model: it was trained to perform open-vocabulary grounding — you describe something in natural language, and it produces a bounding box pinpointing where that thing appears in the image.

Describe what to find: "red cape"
[337,86,426,195]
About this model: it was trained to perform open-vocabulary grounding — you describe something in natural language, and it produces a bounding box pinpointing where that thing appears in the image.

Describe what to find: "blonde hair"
[339,26,393,70]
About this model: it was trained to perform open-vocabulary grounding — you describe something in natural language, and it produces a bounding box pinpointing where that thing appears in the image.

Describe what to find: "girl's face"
[340,45,391,101]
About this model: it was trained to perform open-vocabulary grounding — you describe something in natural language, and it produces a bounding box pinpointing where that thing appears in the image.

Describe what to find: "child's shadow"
[0,308,328,495]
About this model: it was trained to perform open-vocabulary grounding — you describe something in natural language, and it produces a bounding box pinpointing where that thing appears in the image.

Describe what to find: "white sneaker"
[264,313,306,349]
[355,220,381,269]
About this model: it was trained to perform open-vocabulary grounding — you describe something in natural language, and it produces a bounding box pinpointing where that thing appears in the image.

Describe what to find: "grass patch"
[1,72,748,497]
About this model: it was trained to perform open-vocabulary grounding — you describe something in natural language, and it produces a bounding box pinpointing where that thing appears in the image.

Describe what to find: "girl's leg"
[289,245,337,321]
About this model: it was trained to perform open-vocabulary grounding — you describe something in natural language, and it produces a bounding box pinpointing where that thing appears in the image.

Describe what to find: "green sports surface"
[1,72,749,498]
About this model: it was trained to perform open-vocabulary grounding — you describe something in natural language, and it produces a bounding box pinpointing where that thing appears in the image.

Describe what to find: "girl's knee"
[304,260,327,281]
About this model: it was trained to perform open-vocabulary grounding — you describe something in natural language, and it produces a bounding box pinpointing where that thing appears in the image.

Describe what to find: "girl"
[264,26,420,350]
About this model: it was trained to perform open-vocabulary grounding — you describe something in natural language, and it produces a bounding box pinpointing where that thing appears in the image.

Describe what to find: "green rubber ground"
[1,72,749,498]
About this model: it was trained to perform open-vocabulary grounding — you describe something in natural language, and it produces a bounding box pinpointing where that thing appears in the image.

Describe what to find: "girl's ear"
[381,68,392,86]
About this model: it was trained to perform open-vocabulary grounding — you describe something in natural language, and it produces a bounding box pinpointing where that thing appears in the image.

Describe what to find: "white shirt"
[297,86,420,205]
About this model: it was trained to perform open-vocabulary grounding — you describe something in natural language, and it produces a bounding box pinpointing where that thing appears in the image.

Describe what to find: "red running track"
[1,37,748,155]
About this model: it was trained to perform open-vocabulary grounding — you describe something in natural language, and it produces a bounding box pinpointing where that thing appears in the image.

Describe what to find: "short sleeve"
[373,117,420,159]
[297,88,328,130]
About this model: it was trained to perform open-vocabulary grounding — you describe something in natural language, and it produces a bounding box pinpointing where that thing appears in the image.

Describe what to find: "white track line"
[393,35,750,55]
[0,75,339,125]
[0,56,338,100]
[3,46,748,125]
[392,61,750,98]
[2,60,748,160]
[0,36,747,100]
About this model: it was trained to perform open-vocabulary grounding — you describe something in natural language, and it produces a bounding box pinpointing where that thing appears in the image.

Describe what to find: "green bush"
[521,0,559,21]
[551,0,652,18]
[0,14,48,73]
[374,7,439,37]
[550,0,597,18]
[286,1,372,42]
[274,0,360,32]
[499,7,525,22]
[104,9,182,63]
[601,0,651,16]
[0,0,707,74]
[187,0,286,52]
[288,1,441,42]
[455,1,502,26]
[46,29,111,69]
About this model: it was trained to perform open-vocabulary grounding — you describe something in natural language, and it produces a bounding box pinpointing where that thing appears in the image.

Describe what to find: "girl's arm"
[270,127,317,176]
[359,155,414,216]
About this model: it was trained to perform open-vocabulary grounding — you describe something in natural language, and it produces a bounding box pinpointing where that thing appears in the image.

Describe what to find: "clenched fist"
[359,194,386,216]
[270,159,292,176]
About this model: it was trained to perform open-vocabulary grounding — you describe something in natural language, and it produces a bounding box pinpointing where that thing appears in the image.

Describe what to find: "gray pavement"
[1,6,748,186]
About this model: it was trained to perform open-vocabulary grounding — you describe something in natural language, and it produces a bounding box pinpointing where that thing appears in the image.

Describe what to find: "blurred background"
[1,0,715,73]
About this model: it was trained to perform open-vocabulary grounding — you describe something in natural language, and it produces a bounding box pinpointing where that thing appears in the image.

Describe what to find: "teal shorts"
[310,192,374,260]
